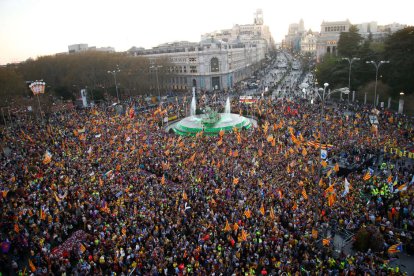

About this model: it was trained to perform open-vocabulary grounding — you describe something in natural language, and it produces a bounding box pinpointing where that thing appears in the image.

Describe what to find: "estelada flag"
[388,243,402,254]
[79,243,86,253]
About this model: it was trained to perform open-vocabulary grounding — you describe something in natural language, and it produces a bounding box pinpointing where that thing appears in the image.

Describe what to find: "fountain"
[171,95,253,136]
[225,96,231,114]
[190,90,196,117]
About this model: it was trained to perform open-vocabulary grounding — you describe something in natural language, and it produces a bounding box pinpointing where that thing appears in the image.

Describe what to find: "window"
[189,57,197,62]
[210,57,219,72]
[190,66,197,73]
[183,66,187,73]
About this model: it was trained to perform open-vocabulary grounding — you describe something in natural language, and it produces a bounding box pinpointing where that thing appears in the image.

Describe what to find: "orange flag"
[244,208,252,219]
[302,148,307,156]
[241,229,249,241]
[219,129,225,137]
[269,206,275,220]
[312,228,318,239]
[161,175,165,185]
[28,259,36,272]
[233,177,239,185]
[14,223,19,233]
[321,160,328,168]
[182,191,188,200]
[217,138,223,146]
[302,189,308,200]
[328,194,335,207]
[237,132,242,144]
[260,203,265,216]
[224,220,231,232]
[233,222,239,231]
[334,163,339,172]
[292,202,298,211]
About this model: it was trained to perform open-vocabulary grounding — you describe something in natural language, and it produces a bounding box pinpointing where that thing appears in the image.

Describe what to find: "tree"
[383,26,414,97]
[0,67,26,104]
[337,25,363,58]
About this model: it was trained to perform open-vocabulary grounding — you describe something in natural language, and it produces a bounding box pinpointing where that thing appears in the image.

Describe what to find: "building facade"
[139,39,266,91]
[128,10,273,92]
[68,44,115,54]
[316,20,351,61]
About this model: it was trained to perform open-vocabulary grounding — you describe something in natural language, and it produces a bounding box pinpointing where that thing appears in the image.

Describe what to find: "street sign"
[321,149,327,160]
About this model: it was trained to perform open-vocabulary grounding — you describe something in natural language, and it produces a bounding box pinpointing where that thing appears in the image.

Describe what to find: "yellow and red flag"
[302,189,308,200]
[260,203,265,216]
[244,208,252,219]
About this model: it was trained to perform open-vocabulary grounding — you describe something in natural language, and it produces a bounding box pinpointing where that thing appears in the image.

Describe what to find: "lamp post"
[315,83,349,181]
[342,57,360,104]
[398,92,404,114]
[366,60,389,107]
[150,65,163,104]
[108,66,120,103]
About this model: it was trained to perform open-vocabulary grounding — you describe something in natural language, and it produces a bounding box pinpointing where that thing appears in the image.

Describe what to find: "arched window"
[210,57,219,72]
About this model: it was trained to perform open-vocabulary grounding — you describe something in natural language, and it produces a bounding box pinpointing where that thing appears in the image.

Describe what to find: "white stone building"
[139,39,266,91]
[316,20,351,61]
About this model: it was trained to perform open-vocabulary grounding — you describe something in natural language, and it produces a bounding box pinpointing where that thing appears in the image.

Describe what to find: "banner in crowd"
[384,146,414,159]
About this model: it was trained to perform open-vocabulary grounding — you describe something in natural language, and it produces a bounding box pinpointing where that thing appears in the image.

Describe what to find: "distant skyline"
[1,0,412,65]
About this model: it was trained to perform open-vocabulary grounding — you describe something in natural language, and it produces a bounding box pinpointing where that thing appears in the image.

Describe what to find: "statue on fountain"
[201,106,221,127]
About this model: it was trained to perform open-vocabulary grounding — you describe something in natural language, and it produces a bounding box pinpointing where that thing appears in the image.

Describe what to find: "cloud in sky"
[0,0,412,64]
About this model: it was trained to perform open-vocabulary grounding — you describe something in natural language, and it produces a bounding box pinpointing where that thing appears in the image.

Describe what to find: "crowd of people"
[0,93,413,275]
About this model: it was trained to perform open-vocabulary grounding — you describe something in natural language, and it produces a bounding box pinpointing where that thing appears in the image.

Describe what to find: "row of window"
[325,25,346,32]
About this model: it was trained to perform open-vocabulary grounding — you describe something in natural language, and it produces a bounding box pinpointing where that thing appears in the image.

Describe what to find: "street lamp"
[342,57,360,103]
[150,65,163,104]
[398,92,405,114]
[315,83,349,180]
[108,66,120,103]
[366,60,390,107]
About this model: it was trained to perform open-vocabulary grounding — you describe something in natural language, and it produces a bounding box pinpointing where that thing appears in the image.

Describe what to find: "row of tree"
[315,26,414,114]
[0,52,175,104]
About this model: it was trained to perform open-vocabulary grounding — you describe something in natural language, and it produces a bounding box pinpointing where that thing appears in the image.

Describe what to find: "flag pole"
[36,93,43,121]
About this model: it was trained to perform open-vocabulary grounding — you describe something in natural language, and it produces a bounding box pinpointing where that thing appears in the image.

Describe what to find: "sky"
[1,0,413,65]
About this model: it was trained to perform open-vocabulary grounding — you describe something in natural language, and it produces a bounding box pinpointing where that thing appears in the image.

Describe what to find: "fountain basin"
[172,113,252,136]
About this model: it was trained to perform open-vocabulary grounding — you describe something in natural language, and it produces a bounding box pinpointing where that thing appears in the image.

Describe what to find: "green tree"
[337,25,363,58]
[0,67,26,104]
[383,26,414,97]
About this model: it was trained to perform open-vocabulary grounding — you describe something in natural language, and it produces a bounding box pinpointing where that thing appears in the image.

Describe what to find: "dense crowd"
[1,95,413,275]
